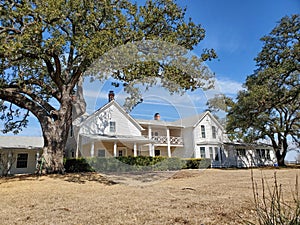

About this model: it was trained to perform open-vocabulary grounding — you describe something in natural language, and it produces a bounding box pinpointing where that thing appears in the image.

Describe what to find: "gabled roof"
[82,100,144,131]
[172,111,224,130]
[0,136,43,149]
[172,112,206,127]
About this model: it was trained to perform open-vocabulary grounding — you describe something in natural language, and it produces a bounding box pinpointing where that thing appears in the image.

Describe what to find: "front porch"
[78,134,154,158]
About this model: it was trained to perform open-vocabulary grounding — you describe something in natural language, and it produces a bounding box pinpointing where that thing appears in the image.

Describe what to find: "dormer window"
[109,121,116,132]
[212,126,217,139]
[201,125,206,138]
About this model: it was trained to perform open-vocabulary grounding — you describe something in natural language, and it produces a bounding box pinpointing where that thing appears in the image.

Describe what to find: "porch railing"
[145,136,183,145]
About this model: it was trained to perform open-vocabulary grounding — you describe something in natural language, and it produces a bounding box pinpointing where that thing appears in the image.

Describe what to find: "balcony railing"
[146,136,183,145]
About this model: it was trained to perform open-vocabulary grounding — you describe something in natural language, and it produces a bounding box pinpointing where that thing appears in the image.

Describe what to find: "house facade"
[0,136,43,175]
[65,94,276,168]
[0,93,277,174]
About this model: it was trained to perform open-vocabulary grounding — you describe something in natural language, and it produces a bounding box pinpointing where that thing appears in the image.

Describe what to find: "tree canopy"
[225,14,300,166]
[0,0,216,172]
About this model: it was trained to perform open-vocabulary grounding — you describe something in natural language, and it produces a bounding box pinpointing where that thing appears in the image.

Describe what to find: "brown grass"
[0,168,299,225]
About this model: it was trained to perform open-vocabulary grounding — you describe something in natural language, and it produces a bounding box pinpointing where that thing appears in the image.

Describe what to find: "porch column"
[133,143,137,157]
[90,141,95,157]
[7,151,12,175]
[113,142,117,157]
[148,126,153,156]
[166,128,171,157]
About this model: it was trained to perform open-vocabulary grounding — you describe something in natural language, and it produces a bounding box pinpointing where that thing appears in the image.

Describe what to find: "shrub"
[64,158,95,173]
[64,157,211,173]
[243,171,300,225]
[182,158,211,169]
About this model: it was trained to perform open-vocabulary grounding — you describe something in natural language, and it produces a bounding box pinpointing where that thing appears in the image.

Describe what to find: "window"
[261,149,266,158]
[16,153,28,168]
[237,149,246,157]
[201,125,206,138]
[212,126,217,139]
[200,147,206,158]
[118,150,123,157]
[109,121,116,132]
[98,149,106,157]
[152,132,159,141]
[209,147,213,159]
[256,149,266,159]
[266,150,271,160]
[155,150,161,156]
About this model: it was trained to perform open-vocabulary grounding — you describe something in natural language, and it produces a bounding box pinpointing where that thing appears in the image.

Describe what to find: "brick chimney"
[108,91,115,102]
[154,113,160,120]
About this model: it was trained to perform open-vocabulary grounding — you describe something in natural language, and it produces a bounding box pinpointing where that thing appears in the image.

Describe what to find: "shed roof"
[0,136,43,149]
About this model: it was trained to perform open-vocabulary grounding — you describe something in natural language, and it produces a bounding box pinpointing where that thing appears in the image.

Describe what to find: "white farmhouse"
[0,91,277,174]
[66,91,276,168]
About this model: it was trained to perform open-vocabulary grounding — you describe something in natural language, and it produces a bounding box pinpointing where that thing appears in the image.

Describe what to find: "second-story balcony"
[145,136,183,145]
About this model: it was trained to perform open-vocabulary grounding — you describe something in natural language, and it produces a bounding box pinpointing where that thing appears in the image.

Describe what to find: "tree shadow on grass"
[0,172,117,185]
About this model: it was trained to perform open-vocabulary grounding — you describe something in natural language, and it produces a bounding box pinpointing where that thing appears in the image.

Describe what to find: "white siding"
[193,114,223,145]
[81,104,141,136]
[181,127,195,158]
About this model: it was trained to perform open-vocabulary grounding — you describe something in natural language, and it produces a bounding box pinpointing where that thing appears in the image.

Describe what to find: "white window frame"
[209,147,213,159]
[212,126,217,139]
[109,121,116,132]
[200,147,206,158]
[201,125,206,138]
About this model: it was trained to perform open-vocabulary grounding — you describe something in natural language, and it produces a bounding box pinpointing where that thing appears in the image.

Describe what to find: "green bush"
[64,158,95,173]
[182,158,211,169]
[64,157,211,173]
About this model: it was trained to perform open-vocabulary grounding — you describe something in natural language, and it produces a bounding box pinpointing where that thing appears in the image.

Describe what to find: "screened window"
[109,121,116,132]
[98,149,106,157]
[201,125,206,138]
[212,126,217,139]
[209,147,214,159]
[16,153,28,168]
[200,147,206,158]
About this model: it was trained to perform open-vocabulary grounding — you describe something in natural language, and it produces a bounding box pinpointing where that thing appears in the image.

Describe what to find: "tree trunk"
[42,127,67,173]
[276,151,286,166]
[275,145,287,167]
[40,93,73,173]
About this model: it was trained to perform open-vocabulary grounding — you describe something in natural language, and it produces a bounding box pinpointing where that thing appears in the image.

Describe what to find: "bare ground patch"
[0,168,299,225]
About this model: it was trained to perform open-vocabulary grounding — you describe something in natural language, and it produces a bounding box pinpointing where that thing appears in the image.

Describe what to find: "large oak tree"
[0,0,216,172]
[226,15,300,166]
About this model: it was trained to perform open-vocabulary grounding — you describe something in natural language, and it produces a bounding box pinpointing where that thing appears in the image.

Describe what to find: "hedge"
[64,156,211,173]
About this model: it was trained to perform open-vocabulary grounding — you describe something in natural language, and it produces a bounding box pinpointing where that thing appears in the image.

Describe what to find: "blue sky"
[2,0,299,153]
[177,0,300,83]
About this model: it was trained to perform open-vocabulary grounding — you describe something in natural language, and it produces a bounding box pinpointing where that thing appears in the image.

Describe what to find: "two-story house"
[67,92,276,168]
[0,91,277,174]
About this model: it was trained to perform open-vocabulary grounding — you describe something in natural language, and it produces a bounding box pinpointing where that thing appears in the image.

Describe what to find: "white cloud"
[215,78,244,96]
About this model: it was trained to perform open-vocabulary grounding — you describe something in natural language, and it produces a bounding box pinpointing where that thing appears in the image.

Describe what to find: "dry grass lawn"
[0,168,299,225]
